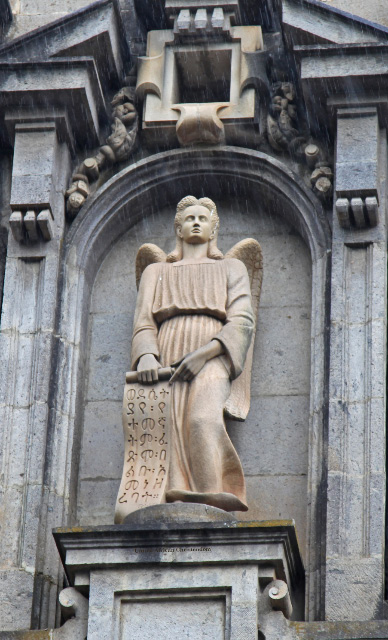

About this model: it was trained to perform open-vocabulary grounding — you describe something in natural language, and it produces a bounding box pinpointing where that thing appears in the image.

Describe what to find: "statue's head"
[167,195,223,262]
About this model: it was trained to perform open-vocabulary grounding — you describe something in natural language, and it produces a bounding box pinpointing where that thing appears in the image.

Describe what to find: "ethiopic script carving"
[115,372,172,523]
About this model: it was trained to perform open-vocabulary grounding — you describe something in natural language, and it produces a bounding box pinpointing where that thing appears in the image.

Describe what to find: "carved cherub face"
[177,205,212,244]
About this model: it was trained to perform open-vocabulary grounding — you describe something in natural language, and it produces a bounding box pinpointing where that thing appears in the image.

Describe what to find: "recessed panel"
[119,597,225,639]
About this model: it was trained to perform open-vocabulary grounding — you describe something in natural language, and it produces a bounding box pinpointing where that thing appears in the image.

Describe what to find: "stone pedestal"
[54,505,304,640]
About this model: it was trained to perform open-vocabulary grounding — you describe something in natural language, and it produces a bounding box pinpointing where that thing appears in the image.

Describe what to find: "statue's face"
[178,205,212,244]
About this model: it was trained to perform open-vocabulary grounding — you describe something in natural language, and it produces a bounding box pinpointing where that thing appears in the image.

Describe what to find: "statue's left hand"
[169,340,224,384]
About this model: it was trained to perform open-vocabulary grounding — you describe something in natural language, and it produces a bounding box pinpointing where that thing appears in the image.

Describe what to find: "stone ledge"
[291,621,388,640]
[54,516,304,589]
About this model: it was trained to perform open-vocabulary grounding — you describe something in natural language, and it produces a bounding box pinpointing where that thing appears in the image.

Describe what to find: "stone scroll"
[114,368,173,524]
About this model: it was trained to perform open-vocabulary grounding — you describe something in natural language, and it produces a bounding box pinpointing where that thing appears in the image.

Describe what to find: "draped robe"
[131,257,254,511]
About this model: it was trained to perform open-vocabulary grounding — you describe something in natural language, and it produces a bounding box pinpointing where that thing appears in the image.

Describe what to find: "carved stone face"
[178,205,212,244]
[68,192,85,211]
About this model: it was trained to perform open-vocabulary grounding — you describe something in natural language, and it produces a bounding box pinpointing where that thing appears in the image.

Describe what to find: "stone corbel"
[5,111,74,245]
[165,0,241,36]
[331,102,383,229]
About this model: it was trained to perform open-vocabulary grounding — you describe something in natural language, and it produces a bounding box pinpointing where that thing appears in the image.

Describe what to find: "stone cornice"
[0,0,129,92]
[0,58,108,149]
[53,520,305,589]
[281,0,388,44]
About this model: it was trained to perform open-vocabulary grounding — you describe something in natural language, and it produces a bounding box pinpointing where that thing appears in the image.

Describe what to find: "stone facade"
[0,0,388,637]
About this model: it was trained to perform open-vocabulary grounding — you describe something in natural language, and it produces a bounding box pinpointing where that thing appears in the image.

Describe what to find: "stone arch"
[55,147,330,618]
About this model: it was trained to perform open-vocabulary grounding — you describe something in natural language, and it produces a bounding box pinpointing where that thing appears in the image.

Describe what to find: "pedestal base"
[54,506,304,640]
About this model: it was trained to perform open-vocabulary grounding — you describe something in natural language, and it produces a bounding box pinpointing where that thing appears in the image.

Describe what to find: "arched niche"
[56,147,330,619]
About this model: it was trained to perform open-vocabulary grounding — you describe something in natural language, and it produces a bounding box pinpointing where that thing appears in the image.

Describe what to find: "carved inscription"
[115,380,171,523]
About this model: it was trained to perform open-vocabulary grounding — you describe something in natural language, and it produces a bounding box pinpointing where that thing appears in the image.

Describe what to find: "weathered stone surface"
[241,475,308,560]
[6,0,388,631]
[325,183,387,619]
[228,394,309,476]
[121,598,225,639]
[7,0,98,39]
[329,0,388,29]
[282,0,388,46]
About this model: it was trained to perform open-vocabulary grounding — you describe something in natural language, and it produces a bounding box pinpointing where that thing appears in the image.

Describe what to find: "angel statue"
[114,196,263,523]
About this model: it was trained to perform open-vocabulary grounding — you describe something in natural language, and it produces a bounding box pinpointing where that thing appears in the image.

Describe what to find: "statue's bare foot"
[165,489,248,512]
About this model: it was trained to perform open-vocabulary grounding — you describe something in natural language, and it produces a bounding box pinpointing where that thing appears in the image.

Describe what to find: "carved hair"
[167,196,224,262]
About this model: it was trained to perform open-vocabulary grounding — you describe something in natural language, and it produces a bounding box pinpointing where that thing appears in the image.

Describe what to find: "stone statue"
[115,196,263,523]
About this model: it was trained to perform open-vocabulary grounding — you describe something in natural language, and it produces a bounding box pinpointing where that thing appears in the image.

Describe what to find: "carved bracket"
[330,102,382,229]
[9,208,53,243]
[335,196,379,230]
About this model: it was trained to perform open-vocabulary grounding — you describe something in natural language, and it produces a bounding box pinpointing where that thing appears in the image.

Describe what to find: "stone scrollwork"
[266,579,293,619]
[55,587,89,640]
[65,87,139,219]
[267,81,333,202]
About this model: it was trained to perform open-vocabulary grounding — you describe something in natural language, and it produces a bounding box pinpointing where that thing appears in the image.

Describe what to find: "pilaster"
[325,102,387,620]
[0,7,119,624]
[0,110,72,630]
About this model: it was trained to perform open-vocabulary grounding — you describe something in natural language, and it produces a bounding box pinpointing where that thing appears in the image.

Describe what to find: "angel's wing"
[135,243,167,289]
[224,238,263,421]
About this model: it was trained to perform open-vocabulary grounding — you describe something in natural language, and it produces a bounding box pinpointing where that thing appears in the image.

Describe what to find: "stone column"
[0,112,71,630]
[325,104,387,620]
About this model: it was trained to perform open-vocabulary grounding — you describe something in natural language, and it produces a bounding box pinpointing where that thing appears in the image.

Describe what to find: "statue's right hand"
[137,354,161,384]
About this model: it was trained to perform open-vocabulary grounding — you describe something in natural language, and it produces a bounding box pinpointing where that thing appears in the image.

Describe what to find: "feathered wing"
[135,243,167,289]
[224,239,263,421]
